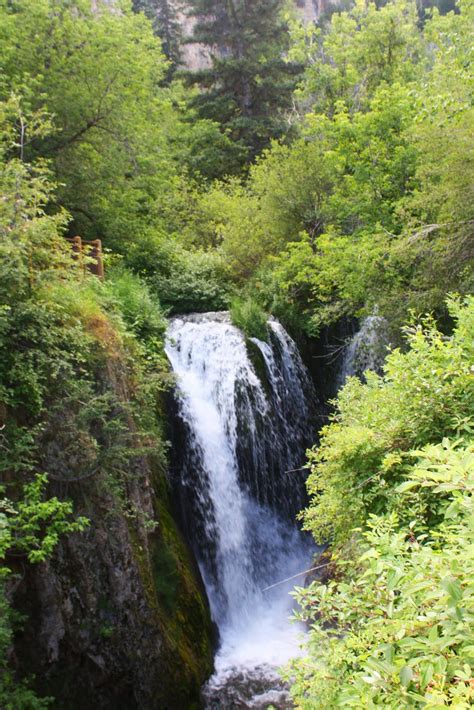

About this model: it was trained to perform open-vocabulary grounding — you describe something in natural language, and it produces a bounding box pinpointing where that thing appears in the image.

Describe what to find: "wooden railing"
[65,236,104,279]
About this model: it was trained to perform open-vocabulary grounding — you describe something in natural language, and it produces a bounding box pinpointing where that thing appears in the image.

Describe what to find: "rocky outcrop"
[9,346,213,709]
[294,0,328,23]
[11,472,212,709]
[92,0,331,71]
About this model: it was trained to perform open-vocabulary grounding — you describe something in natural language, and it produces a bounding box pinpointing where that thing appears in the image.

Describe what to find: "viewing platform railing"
[65,236,104,279]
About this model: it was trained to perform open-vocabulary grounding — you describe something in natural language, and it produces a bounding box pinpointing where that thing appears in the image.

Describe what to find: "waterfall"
[339,314,389,385]
[165,312,316,708]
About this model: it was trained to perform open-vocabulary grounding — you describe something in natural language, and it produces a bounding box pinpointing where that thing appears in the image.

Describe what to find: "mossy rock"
[245,338,271,398]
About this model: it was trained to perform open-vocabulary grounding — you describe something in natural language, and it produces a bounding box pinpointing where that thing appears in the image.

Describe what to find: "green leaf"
[399,665,413,687]
[397,480,419,493]
[419,662,434,689]
[441,576,463,603]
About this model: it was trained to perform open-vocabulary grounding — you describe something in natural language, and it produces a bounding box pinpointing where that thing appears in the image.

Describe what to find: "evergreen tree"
[132,0,183,74]
[185,0,301,164]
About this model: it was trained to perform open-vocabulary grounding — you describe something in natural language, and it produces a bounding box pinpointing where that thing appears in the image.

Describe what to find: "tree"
[132,0,183,75]
[290,0,423,117]
[0,0,173,246]
[195,0,472,333]
[185,0,302,164]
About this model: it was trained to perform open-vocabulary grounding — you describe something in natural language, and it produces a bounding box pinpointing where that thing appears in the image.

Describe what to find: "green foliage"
[0,0,472,704]
[146,243,233,314]
[0,0,235,257]
[230,297,269,341]
[106,266,167,362]
[0,99,172,704]
[194,179,267,277]
[132,0,183,75]
[291,297,474,709]
[288,299,474,708]
[185,0,301,165]
[195,0,473,334]
[0,474,88,564]
[291,0,423,115]
[174,112,245,181]
[0,0,163,242]
[302,297,474,546]
[289,439,474,709]
[2,0,470,336]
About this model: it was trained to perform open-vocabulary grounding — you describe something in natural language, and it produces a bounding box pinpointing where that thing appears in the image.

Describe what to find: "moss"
[245,338,271,397]
[151,540,181,613]
[152,477,214,677]
[126,463,213,704]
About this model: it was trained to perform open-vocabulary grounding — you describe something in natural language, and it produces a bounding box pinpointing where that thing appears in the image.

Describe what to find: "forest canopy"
[0,0,471,333]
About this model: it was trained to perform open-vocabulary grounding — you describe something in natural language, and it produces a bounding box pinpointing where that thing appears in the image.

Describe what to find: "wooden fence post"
[64,236,104,280]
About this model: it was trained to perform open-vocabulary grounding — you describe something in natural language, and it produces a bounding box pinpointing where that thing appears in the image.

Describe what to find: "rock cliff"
[9,338,213,709]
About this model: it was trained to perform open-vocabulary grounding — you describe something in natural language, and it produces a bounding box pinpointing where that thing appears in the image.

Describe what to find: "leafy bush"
[107,268,166,340]
[230,296,269,341]
[105,266,169,370]
[148,243,233,314]
[289,439,474,709]
[1,474,88,564]
[302,297,474,546]
[290,298,474,708]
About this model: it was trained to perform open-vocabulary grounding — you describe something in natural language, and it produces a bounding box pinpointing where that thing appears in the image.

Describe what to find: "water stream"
[339,314,389,385]
[165,313,317,708]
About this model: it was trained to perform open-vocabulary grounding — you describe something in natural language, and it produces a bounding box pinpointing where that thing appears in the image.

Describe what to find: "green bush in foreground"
[289,298,474,708]
[289,440,474,709]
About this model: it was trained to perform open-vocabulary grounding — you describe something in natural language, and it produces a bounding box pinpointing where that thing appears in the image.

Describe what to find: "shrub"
[302,296,474,546]
[230,296,269,341]
[289,297,474,709]
[148,245,233,315]
[289,439,474,709]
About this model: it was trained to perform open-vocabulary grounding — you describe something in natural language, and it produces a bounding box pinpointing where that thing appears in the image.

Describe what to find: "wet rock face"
[12,465,213,710]
[14,510,152,708]
[202,664,294,709]
[10,359,213,710]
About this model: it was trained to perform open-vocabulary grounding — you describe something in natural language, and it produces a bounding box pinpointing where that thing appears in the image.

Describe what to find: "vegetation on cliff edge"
[288,298,474,708]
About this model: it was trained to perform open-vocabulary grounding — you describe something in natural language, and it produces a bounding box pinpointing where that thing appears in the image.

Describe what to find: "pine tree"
[132,0,183,74]
[185,0,301,164]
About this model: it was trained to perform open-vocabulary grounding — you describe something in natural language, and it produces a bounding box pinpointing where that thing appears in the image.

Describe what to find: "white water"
[165,313,315,708]
[339,314,389,385]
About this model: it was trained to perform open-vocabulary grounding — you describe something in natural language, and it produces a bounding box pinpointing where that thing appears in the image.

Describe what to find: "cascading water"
[165,312,317,708]
[339,314,389,385]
